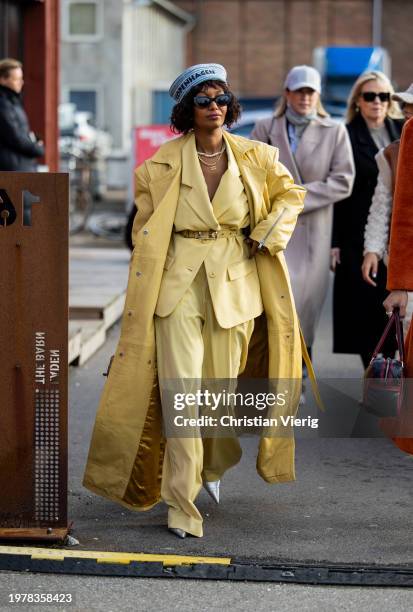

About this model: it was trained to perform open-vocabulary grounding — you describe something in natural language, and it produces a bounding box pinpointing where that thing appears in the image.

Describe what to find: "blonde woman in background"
[332,71,403,368]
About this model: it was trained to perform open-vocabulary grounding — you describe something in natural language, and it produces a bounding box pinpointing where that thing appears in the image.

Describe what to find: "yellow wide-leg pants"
[155,265,254,537]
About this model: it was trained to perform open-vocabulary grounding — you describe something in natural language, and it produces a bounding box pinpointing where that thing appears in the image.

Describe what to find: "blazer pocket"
[227,258,255,281]
[163,254,174,270]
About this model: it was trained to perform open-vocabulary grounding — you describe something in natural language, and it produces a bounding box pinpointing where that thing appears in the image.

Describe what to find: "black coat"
[332,113,403,357]
[0,84,44,171]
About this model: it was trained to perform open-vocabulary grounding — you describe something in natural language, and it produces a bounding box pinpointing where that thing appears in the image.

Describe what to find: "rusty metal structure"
[0,172,68,541]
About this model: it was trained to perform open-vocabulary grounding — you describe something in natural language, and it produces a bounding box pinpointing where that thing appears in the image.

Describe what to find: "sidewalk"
[68,286,413,567]
[69,247,130,365]
[68,189,131,365]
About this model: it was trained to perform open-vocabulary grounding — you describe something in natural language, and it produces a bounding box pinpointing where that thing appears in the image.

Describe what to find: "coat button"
[136,271,142,277]
[209,271,216,278]
[143,229,149,235]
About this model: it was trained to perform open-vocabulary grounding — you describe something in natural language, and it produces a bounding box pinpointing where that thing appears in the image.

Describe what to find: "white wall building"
[60,0,194,188]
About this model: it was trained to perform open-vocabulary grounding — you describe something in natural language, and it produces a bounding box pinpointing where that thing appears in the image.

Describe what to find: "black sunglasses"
[361,91,391,103]
[193,93,232,108]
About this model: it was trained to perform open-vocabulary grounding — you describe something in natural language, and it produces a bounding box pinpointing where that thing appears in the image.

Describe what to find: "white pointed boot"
[203,480,220,504]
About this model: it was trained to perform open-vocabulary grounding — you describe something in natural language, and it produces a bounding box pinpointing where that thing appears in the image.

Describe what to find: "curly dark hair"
[170,80,241,134]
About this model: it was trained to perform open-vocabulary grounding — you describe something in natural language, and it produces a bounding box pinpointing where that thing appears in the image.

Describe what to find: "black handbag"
[363,308,405,417]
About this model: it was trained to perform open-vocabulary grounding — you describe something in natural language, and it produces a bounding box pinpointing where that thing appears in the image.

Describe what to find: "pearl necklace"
[197,144,226,172]
[197,148,226,171]
[196,145,225,157]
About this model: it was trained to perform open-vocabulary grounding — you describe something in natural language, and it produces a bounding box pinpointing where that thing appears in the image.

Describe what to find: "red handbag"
[363,308,405,417]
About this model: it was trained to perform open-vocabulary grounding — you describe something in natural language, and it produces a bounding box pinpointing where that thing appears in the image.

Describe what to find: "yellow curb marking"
[0,546,231,566]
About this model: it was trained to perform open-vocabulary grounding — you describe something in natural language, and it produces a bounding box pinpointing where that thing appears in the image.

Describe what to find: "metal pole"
[372,0,383,46]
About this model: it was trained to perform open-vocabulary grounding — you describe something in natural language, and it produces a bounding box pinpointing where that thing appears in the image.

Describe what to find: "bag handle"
[370,307,405,363]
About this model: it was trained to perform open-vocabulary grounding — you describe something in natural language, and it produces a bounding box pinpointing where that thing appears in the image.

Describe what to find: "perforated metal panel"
[34,389,61,522]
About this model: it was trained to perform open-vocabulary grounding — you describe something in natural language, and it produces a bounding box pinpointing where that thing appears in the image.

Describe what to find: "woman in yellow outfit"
[83,64,306,539]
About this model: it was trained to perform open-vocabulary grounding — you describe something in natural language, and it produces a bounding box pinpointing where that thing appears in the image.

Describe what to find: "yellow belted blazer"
[156,133,263,327]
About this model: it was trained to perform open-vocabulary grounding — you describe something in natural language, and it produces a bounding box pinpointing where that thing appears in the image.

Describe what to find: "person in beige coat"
[251,66,355,356]
[83,64,308,540]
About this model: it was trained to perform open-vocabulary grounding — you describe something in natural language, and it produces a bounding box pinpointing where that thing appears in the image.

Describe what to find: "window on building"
[63,1,102,41]
[69,90,97,119]
[152,91,175,124]
[69,3,96,36]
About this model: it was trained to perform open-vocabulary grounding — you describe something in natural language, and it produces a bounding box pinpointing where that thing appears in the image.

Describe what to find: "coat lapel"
[351,114,402,169]
[224,131,267,228]
[147,133,215,228]
[147,131,274,230]
[211,139,244,219]
[352,113,379,168]
[149,169,180,211]
[295,121,325,169]
[148,135,184,210]
[236,163,267,229]
[269,117,302,183]
[385,116,402,142]
[238,163,267,229]
[181,134,220,227]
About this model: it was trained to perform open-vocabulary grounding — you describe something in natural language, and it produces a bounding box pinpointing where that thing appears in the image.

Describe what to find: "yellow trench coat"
[83,132,306,512]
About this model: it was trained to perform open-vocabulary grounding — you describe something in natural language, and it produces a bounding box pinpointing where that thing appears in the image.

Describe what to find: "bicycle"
[60,139,96,235]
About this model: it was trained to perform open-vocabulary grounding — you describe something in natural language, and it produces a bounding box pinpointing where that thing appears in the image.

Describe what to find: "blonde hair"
[346,71,402,123]
[274,92,329,118]
[0,58,22,80]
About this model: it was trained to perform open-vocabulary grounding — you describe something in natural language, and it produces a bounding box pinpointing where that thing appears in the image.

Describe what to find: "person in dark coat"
[0,58,44,171]
[332,71,403,368]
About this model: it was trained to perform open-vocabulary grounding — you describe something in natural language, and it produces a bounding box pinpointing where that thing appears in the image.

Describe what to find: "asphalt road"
[1,572,413,612]
[67,277,413,565]
[1,276,412,611]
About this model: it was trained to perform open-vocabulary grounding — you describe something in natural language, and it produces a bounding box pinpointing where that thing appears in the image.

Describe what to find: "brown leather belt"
[176,229,243,240]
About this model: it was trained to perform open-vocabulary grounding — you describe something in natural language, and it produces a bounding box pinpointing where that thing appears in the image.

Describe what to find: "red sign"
[133,125,176,168]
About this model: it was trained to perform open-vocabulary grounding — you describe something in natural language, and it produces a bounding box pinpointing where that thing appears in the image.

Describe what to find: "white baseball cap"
[284,65,321,93]
[392,83,413,105]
